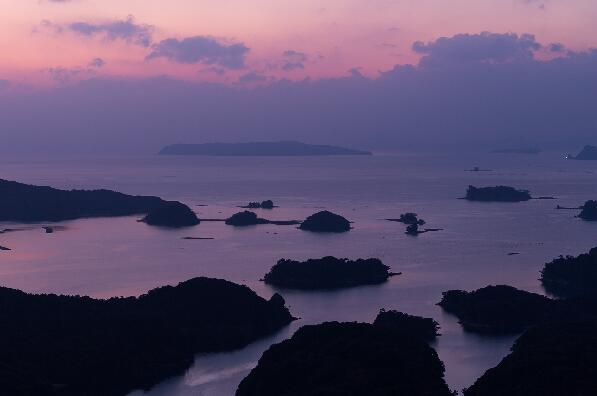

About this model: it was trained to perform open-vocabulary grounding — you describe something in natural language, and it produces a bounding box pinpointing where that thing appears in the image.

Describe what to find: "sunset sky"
[2,0,596,86]
[1,1,596,153]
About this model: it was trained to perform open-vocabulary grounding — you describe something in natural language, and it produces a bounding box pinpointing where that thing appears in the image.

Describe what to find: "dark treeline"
[0,277,293,395]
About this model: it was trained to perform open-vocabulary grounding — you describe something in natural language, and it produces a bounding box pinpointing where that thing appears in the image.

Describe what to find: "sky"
[1,0,596,153]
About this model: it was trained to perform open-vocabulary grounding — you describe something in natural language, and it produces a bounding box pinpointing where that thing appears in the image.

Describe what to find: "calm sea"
[0,151,595,395]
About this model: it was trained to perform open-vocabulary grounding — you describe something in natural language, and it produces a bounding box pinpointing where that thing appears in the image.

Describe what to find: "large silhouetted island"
[464,321,597,396]
[263,256,396,289]
[159,141,372,156]
[438,285,555,333]
[299,210,351,232]
[568,145,597,160]
[0,277,293,396]
[0,179,195,226]
[541,247,597,297]
[465,185,532,202]
[236,321,455,396]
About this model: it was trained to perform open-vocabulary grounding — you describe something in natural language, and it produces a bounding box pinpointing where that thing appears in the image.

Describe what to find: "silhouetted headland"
[140,201,200,227]
[0,278,293,395]
[373,309,440,341]
[159,141,372,156]
[438,285,555,334]
[225,211,300,226]
[464,185,532,202]
[464,321,597,396]
[0,179,169,222]
[568,145,597,160]
[299,210,351,232]
[578,200,597,220]
[241,200,275,209]
[235,321,455,396]
[263,256,397,290]
[0,246,10,251]
[541,247,597,297]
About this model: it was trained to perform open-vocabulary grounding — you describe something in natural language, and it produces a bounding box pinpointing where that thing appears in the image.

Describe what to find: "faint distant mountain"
[158,141,372,156]
[568,145,597,160]
[490,147,541,154]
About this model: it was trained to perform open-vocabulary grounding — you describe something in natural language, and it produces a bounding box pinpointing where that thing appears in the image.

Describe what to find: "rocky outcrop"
[299,211,351,232]
[141,201,200,227]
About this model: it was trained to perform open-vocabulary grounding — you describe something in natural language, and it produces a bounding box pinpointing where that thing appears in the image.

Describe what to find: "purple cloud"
[147,36,249,69]
[67,16,153,47]
[42,67,87,84]
[282,50,308,71]
[239,72,268,83]
[413,32,541,66]
[89,58,106,68]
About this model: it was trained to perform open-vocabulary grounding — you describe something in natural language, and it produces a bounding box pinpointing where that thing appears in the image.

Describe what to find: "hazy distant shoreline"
[159,141,372,156]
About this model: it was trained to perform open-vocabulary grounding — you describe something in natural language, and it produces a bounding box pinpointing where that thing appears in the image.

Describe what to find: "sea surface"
[0,151,596,395]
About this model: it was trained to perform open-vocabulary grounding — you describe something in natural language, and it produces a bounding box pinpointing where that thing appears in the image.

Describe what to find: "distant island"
[438,285,555,333]
[299,210,351,232]
[464,321,597,396]
[236,321,454,396]
[0,277,293,395]
[465,185,532,202]
[241,200,275,209]
[263,256,397,290]
[490,147,541,154]
[541,247,597,297]
[158,141,372,156]
[0,179,195,225]
[225,211,300,226]
[568,145,597,160]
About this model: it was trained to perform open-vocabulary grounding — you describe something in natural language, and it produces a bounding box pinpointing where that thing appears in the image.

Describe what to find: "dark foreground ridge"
[299,210,351,232]
[578,200,597,221]
[438,285,555,333]
[159,141,372,156]
[0,277,293,396]
[225,211,300,226]
[464,321,597,396]
[465,185,532,202]
[263,256,397,290]
[140,201,200,227]
[0,179,176,223]
[541,247,597,297]
[568,144,597,160]
[374,309,440,341]
[236,321,455,396]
